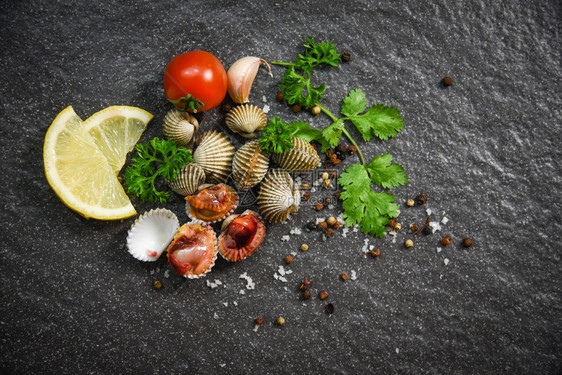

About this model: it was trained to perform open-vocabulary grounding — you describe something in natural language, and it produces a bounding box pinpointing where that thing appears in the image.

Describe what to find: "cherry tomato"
[163,51,227,112]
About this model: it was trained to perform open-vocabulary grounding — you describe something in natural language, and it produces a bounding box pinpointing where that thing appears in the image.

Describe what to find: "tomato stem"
[168,94,205,113]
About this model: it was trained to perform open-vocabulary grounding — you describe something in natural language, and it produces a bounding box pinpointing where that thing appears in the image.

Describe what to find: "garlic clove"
[227,56,272,104]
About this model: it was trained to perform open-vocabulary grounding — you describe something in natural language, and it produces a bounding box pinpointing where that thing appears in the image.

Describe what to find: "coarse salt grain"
[239,289,246,295]
[253,324,260,332]
[436,247,442,253]
[291,251,297,256]
[281,235,290,242]
[263,104,270,113]
[262,95,267,102]
[290,228,302,235]
[369,245,375,250]
[328,204,334,210]
[223,302,228,307]
[426,208,432,216]
[342,227,349,238]
[214,312,219,320]
[429,221,441,233]
[444,258,450,266]
[164,270,170,278]
[350,270,357,280]
[240,272,255,290]
[441,216,449,225]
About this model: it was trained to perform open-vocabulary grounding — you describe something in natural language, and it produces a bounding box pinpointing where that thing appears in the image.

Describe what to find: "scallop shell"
[126,209,180,262]
[185,183,239,223]
[167,163,206,196]
[272,137,321,173]
[192,131,235,183]
[231,140,269,191]
[218,210,265,262]
[257,169,300,223]
[162,108,199,147]
[225,104,267,138]
[166,222,218,279]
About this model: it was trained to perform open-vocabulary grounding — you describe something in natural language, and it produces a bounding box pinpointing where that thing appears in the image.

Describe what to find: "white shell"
[162,108,199,147]
[258,169,300,223]
[167,163,206,196]
[272,137,321,173]
[126,209,180,262]
[193,131,236,184]
[225,104,267,138]
[231,140,269,191]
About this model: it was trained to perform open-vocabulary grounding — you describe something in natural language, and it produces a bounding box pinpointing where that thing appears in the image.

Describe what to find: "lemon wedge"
[43,106,152,220]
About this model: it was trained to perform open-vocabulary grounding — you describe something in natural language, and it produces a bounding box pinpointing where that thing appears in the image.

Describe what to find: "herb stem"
[271,61,297,67]
[316,103,366,166]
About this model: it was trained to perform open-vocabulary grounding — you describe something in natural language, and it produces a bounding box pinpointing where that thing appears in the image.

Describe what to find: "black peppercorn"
[416,193,428,205]
[276,91,284,102]
[303,290,311,300]
[341,51,351,62]
[306,222,316,231]
[422,226,432,235]
[325,303,335,314]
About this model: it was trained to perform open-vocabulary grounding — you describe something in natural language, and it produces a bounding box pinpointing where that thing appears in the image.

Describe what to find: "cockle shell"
[231,140,269,191]
[166,222,218,279]
[218,210,265,262]
[272,137,321,173]
[225,104,267,138]
[162,108,199,147]
[192,131,235,183]
[167,163,206,196]
[185,183,239,223]
[126,208,180,262]
[257,169,300,223]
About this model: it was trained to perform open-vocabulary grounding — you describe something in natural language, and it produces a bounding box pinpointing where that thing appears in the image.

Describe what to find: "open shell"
[162,108,199,147]
[192,131,235,183]
[272,137,321,173]
[167,163,206,196]
[126,209,180,262]
[232,140,269,191]
[166,222,218,279]
[257,169,300,223]
[185,183,239,223]
[225,104,267,138]
[218,210,265,262]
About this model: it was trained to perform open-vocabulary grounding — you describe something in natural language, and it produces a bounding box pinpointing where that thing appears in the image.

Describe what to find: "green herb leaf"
[279,66,326,107]
[338,164,399,238]
[321,119,344,151]
[259,117,329,154]
[366,153,408,189]
[296,37,341,71]
[341,89,404,141]
[123,138,193,203]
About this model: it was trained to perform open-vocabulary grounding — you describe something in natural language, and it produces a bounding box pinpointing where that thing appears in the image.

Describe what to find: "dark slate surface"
[1,0,560,373]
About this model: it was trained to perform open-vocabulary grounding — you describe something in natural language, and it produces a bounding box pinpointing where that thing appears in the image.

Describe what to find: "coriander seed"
[321,172,329,180]
[441,236,452,246]
[405,239,414,248]
[327,216,337,226]
[277,316,285,326]
[311,106,321,115]
[255,317,264,326]
[463,238,473,248]
[340,273,349,281]
[394,223,402,231]
[153,280,162,289]
[301,182,310,190]
[301,243,309,251]
[406,199,415,207]
[319,291,329,300]
[315,202,324,211]
[318,221,328,230]
[285,255,293,264]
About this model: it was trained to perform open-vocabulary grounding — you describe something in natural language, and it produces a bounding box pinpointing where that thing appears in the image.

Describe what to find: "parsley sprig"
[123,137,193,203]
[259,117,325,154]
[271,37,408,237]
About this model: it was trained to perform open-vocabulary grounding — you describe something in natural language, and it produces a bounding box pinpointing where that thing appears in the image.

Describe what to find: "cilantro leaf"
[321,119,344,151]
[366,153,408,189]
[259,117,330,154]
[123,138,193,203]
[341,89,404,141]
[296,37,341,71]
[338,164,399,238]
[279,66,326,107]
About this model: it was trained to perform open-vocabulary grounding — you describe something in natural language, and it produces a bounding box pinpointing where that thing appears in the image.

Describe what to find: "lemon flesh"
[43,106,152,220]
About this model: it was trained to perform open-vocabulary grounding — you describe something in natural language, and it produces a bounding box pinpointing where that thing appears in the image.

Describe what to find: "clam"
[126,209,180,262]
[225,104,267,138]
[166,222,218,278]
[257,169,300,223]
[192,130,235,183]
[272,137,320,173]
[185,183,239,223]
[231,140,269,191]
[167,163,206,196]
[218,210,265,262]
[162,108,199,147]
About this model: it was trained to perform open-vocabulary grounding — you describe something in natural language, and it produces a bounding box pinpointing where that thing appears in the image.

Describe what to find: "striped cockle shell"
[225,104,267,138]
[167,163,206,196]
[192,131,235,184]
[231,140,269,191]
[162,108,199,147]
[272,137,321,173]
[257,169,300,223]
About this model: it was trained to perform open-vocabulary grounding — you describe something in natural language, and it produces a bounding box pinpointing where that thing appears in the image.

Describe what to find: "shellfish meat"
[126,208,180,262]
[225,104,267,138]
[166,222,217,278]
[231,140,269,191]
[218,210,265,262]
[257,169,300,223]
[271,137,321,173]
[192,131,235,183]
[162,108,199,147]
[167,163,206,196]
[185,183,239,223]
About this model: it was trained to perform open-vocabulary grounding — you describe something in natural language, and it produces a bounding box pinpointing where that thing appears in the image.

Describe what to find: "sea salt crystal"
[214,312,219,320]
[222,302,228,307]
[278,266,285,276]
[233,301,238,306]
[353,226,359,232]
[328,204,334,210]
[444,258,450,266]
[342,227,349,238]
[396,348,400,354]
[263,104,270,113]
[369,245,375,250]
[350,270,357,280]
[281,235,290,242]
[262,95,267,102]
[426,208,432,216]
[310,187,316,193]
[240,272,255,289]
[436,247,442,253]
[253,324,260,332]
[239,289,246,295]
[429,221,442,233]
[164,270,170,278]
[441,216,449,225]
[290,228,302,235]
[291,251,297,256]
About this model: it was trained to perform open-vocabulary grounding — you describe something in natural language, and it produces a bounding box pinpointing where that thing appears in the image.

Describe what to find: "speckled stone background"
[1,0,560,373]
